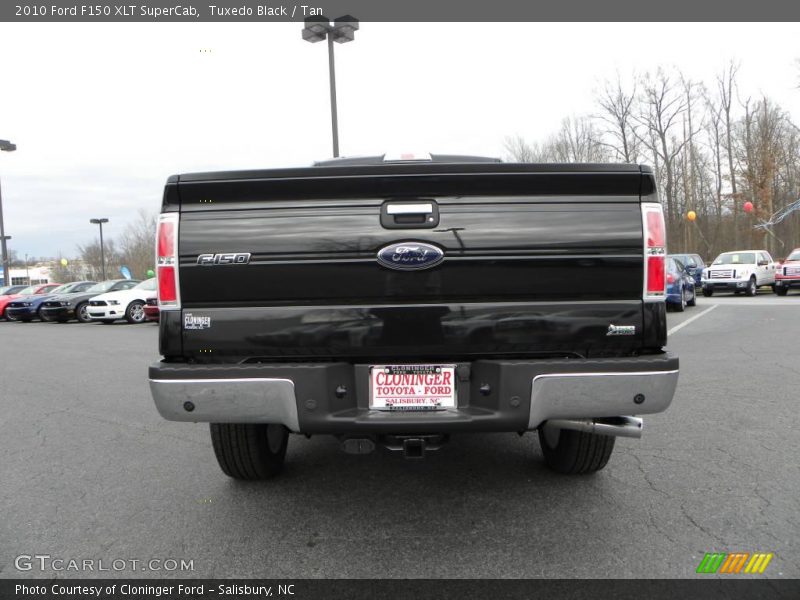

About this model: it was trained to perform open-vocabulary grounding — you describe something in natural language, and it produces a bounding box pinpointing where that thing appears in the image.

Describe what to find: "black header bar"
[3,0,800,22]
[2,579,800,600]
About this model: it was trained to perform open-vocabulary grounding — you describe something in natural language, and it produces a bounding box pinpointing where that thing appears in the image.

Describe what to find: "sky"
[0,22,799,258]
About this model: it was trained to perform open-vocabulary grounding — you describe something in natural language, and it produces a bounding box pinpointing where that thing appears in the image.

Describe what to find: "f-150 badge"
[607,324,636,336]
[377,242,444,271]
[197,253,251,265]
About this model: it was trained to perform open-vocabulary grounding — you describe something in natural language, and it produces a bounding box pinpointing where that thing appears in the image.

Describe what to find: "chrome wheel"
[76,303,91,323]
[746,278,757,296]
[127,301,146,323]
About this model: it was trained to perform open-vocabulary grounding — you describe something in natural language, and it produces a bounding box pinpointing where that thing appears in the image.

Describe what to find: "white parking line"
[668,304,719,337]
[700,296,798,306]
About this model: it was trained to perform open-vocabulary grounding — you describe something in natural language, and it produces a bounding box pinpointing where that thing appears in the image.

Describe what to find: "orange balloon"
[687,211,697,222]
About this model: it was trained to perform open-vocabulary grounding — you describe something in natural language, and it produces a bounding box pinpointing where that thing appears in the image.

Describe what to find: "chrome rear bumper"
[527,369,679,429]
[149,378,300,431]
[149,355,678,436]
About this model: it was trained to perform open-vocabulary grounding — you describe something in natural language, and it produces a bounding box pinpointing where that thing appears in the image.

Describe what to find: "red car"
[144,296,160,322]
[0,283,61,320]
[774,247,800,295]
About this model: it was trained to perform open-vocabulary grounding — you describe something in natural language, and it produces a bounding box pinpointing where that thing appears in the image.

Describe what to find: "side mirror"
[758,260,768,266]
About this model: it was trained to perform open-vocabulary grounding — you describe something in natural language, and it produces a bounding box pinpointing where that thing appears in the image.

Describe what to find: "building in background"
[0,265,53,286]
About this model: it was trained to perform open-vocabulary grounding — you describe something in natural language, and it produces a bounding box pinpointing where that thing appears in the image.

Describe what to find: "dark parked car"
[666,256,696,312]
[670,253,705,287]
[40,279,141,323]
[0,283,61,320]
[0,285,27,296]
[6,281,97,322]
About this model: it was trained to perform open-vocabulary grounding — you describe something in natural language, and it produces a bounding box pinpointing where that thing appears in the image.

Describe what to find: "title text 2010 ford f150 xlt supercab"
[148,155,679,479]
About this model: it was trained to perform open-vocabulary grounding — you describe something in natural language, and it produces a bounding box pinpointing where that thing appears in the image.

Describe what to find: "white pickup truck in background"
[702,250,776,297]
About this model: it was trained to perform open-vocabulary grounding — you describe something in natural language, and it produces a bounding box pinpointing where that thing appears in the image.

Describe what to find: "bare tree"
[5,249,22,266]
[703,94,725,216]
[634,69,692,245]
[678,76,704,250]
[504,135,536,162]
[717,61,741,245]
[500,61,800,256]
[50,256,91,283]
[118,209,157,279]
[736,97,787,251]
[77,238,119,281]
[548,116,610,163]
[503,134,557,163]
[595,75,640,162]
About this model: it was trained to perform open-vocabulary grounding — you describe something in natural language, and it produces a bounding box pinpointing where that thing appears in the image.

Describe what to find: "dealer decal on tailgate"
[370,365,457,411]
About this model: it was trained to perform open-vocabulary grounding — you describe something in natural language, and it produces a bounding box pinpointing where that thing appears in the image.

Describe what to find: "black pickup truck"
[148,154,678,479]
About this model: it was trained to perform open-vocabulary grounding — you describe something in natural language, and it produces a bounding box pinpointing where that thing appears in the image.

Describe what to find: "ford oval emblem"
[377,241,445,271]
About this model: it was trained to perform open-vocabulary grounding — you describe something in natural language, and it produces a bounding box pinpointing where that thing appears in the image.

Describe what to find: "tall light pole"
[90,218,109,280]
[302,15,359,158]
[0,139,16,286]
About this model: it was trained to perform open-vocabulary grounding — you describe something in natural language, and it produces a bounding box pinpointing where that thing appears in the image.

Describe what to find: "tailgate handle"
[386,203,433,215]
[381,200,440,229]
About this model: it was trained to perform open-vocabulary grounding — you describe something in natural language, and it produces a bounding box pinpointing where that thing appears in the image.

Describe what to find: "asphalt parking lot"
[1,292,799,579]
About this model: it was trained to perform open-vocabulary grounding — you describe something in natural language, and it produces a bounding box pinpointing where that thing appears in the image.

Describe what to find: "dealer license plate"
[369,364,457,411]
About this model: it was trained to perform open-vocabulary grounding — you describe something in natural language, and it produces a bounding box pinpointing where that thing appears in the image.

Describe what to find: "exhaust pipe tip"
[546,416,643,439]
[341,437,376,455]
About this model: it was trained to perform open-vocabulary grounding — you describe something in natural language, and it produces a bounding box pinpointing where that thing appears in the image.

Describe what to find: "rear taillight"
[156,213,180,309]
[642,203,666,299]
[666,272,675,284]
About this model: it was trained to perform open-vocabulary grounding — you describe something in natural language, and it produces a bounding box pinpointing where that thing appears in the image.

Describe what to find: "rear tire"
[775,286,788,296]
[745,277,757,297]
[687,286,697,306]
[538,423,616,474]
[210,423,288,480]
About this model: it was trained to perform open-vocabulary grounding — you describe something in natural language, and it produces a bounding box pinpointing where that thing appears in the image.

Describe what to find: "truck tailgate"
[171,167,650,360]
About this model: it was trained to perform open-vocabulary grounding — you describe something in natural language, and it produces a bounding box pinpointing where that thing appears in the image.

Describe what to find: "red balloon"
[743,201,754,214]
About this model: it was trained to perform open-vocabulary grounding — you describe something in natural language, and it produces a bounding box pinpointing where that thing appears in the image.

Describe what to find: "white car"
[87,278,157,323]
[701,250,776,297]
